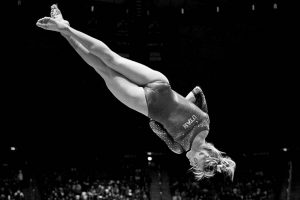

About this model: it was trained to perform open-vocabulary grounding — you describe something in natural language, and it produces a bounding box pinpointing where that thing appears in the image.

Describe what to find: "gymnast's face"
[186,149,209,169]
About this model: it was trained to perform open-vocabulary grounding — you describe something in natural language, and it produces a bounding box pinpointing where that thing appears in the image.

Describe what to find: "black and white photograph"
[1,0,298,200]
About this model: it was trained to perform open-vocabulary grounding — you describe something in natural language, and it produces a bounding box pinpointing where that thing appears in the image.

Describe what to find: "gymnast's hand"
[36,17,69,34]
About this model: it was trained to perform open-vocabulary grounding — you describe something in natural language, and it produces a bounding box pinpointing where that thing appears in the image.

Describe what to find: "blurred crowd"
[170,170,279,200]
[39,170,150,200]
[169,153,289,200]
[0,165,150,200]
[1,153,290,200]
[0,169,25,200]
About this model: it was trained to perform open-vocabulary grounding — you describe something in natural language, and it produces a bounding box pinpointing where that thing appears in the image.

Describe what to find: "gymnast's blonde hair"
[190,142,236,181]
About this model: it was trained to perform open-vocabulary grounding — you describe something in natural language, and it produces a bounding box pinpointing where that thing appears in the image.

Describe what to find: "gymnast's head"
[186,138,236,181]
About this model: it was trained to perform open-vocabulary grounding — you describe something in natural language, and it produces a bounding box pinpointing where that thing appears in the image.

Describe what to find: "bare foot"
[50,4,62,19]
[50,4,69,26]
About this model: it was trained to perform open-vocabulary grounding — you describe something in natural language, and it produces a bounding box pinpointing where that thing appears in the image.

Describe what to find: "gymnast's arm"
[149,120,184,154]
[186,90,196,102]
[186,86,208,113]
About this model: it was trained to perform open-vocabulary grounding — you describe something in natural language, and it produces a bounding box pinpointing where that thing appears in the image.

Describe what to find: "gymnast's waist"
[174,118,210,151]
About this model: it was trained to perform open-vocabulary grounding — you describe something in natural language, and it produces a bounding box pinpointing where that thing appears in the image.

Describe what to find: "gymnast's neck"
[190,130,208,151]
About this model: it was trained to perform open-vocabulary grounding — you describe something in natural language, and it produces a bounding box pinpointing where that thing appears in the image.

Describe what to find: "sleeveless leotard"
[144,81,210,153]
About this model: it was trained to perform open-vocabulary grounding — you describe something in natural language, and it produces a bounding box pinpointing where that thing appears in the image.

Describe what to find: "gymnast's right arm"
[149,120,184,154]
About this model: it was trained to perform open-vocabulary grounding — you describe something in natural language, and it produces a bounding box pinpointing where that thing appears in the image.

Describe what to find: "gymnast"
[36,4,236,181]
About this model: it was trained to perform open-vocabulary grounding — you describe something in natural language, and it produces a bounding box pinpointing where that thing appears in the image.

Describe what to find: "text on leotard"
[183,115,197,129]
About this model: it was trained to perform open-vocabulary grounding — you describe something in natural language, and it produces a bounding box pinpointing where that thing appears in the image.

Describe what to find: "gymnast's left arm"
[185,86,208,114]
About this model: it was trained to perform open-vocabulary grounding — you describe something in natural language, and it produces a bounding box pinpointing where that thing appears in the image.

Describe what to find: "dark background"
[1,0,297,165]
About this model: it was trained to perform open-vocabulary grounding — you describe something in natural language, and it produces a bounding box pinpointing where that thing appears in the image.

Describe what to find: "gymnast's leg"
[52,5,197,104]
[63,34,149,116]
[64,29,169,87]
[50,5,169,87]
[38,5,151,116]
